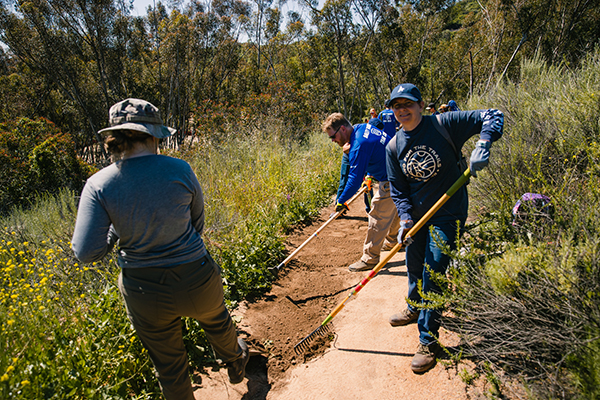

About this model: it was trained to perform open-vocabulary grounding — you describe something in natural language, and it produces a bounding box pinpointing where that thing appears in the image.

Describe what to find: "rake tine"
[294,323,332,354]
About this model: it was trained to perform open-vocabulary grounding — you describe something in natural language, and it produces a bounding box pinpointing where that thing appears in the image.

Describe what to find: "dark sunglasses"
[329,125,342,139]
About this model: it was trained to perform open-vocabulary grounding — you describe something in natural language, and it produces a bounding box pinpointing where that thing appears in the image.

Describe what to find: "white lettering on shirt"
[402,145,441,182]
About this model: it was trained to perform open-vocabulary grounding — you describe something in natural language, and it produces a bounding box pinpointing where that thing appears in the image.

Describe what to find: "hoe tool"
[269,185,369,276]
[294,169,472,354]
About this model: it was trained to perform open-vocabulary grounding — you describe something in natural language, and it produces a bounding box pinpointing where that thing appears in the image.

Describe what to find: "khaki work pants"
[361,181,400,265]
[118,255,242,400]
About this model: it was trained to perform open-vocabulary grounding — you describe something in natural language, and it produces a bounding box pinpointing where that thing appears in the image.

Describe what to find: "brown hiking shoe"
[227,338,249,384]
[389,308,419,326]
[381,241,396,251]
[348,260,375,272]
[411,342,440,373]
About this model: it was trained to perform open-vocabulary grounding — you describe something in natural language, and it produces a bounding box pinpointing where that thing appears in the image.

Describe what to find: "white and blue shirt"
[338,123,392,204]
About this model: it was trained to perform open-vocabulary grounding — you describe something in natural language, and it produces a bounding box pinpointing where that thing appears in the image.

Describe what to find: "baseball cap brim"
[390,93,420,102]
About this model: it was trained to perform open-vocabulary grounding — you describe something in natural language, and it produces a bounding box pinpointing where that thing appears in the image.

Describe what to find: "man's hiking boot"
[381,241,396,251]
[411,342,440,373]
[227,338,249,384]
[348,260,375,272]
[389,308,419,326]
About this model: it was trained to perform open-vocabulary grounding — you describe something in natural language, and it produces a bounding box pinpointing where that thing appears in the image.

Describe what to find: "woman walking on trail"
[385,84,503,373]
[71,99,249,399]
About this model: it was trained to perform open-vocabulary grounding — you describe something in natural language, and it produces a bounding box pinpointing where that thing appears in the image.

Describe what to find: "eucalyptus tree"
[309,0,357,118]
[190,0,250,103]
[0,0,135,157]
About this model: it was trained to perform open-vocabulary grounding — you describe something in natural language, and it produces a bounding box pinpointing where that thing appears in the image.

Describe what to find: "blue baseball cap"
[389,83,422,103]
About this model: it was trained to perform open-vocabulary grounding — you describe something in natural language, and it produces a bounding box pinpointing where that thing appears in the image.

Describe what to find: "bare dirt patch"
[192,199,486,400]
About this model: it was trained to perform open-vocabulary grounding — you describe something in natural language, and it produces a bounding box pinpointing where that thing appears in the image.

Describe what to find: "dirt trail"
[191,198,484,399]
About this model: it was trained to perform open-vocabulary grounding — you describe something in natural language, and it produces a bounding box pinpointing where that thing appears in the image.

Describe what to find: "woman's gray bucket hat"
[98,98,176,139]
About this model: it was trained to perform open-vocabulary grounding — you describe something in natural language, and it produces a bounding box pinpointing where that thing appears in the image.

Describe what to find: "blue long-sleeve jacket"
[338,123,392,204]
[386,109,503,223]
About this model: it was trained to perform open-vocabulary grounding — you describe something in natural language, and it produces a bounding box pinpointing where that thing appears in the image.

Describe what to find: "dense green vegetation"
[1,0,600,397]
[1,0,599,169]
[0,118,95,215]
[0,127,339,398]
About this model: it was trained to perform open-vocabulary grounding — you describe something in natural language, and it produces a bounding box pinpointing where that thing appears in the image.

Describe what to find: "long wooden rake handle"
[294,169,472,353]
[270,185,369,273]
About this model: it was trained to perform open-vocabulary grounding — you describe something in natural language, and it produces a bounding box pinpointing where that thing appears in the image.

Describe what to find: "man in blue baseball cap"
[386,83,504,373]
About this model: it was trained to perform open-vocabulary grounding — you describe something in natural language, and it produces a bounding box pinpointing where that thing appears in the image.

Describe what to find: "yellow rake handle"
[320,168,472,326]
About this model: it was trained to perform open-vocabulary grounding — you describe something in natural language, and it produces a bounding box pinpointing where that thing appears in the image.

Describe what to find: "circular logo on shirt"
[402,145,440,181]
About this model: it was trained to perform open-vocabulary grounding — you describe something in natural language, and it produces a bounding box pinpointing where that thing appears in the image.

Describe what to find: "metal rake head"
[268,261,285,278]
[293,323,332,354]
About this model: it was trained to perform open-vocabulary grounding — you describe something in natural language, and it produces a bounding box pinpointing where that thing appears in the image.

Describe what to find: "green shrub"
[187,81,320,149]
[0,117,95,215]
[0,234,161,398]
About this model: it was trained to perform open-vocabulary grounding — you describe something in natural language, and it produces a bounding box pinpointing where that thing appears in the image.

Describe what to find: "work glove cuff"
[476,139,491,149]
[399,219,414,246]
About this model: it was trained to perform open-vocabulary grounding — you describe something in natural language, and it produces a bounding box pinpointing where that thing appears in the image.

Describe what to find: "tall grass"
[468,50,600,228]
[0,226,161,398]
[444,49,600,398]
[176,129,340,301]
[0,125,340,398]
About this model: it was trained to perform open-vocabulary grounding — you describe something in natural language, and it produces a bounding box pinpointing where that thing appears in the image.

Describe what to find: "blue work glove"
[398,219,414,246]
[469,140,491,177]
